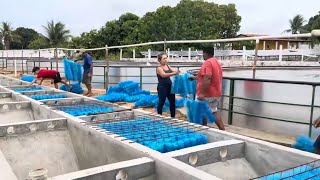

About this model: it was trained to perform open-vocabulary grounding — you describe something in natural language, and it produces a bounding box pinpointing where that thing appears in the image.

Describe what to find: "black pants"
[53,72,62,84]
[157,84,176,117]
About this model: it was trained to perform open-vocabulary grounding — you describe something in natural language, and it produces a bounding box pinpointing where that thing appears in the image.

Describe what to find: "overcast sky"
[1,0,319,36]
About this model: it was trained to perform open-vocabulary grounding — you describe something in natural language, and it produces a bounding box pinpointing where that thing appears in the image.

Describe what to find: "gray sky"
[1,0,319,36]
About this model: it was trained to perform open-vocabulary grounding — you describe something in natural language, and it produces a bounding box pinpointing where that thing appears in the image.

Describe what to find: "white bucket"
[29,168,48,180]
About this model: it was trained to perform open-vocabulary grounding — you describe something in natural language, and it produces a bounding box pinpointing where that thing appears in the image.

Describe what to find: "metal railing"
[223,77,320,137]
[23,61,320,137]
[0,59,318,137]
[1,30,320,137]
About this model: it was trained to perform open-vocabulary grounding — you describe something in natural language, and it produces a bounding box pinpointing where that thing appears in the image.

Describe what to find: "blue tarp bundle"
[12,87,43,92]
[171,73,197,97]
[125,94,148,102]
[118,81,140,95]
[96,93,129,102]
[98,118,208,153]
[107,81,149,96]
[292,135,315,153]
[98,80,185,110]
[55,103,115,116]
[97,81,151,103]
[60,83,83,94]
[186,99,216,125]
[63,58,83,82]
[257,165,320,180]
[21,75,35,82]
[31,94,67,100]
[60,58,84,94]
[134,94,158,107]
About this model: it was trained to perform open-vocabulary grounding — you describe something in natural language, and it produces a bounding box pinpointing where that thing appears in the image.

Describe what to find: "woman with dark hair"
[156,53,179,117]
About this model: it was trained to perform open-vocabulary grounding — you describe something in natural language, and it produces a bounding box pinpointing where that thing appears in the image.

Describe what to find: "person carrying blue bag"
[189,47,225,130]
[78,49,93,96]
[313,117,320,154]
[28,67,72,91]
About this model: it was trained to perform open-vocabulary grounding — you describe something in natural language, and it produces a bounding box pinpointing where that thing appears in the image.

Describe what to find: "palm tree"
[283,15,307,34]
[43,20,70,47]
[0,22,13,50]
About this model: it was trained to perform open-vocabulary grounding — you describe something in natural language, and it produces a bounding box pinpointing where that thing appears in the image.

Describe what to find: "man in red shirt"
[29,67,72,91]
[191,47,225,130]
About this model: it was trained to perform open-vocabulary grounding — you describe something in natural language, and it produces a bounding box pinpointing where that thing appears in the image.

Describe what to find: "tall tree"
[0,22,14,50]
[43,20,71,47]
[68,0,242,53]
[137,0,241,50]
[303,11,320,45]
[284,15,307,34]
[28,35,49,49]
[303,11,320,32]
[10,27,39,49]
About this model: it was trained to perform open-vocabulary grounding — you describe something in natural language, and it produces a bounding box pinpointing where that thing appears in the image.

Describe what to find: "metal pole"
[120,49,123,60]
[252,39,259,79]
[309,85,316,137]
[1,51,3,69]
[14,50,17,77]
[140,67,143,90]
[164,39,167,52]
[6,51,8,69]
[228,79,235,125]
[21,48,24,73]
[133,49,136,60]
[103,66,106,89]
[38,49,41,67]
[148,49,151,60]
[279,45,283,62]
[242,46,246,61]
[105,45,110,91]
[55,48,58,71]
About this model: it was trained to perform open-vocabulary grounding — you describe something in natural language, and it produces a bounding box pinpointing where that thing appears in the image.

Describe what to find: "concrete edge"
[49,157,154,180]
[206,128,320,159]
[0,149,17,180]
[165,140,245,167]
[0,118,67,137]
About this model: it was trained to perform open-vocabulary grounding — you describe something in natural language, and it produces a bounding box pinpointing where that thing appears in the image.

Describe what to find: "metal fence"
[1,61,314,138]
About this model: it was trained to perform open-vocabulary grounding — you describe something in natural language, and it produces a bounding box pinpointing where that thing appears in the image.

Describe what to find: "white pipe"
[14,59,17,76]
[120,49,123,60]
[167,48,170,59]
[188,48,191,61]
[52,30,319,51]
[148,49,151,60]
[14,50,17,77]
[133,49,135,60]
[7,30,320,52]
[242,46,246,61]
[279,45,283,62]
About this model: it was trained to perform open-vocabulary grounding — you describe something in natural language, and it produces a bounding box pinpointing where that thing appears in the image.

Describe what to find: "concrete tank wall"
[67,119,146,170]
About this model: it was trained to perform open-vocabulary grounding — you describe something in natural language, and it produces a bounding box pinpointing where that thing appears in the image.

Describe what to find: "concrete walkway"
[177,107,295,147]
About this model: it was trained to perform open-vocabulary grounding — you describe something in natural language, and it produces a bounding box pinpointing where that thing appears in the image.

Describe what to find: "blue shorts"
[314,135,320,149]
